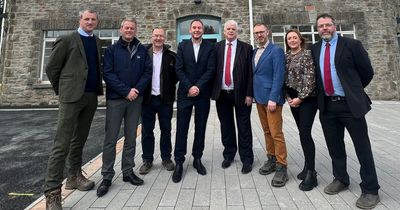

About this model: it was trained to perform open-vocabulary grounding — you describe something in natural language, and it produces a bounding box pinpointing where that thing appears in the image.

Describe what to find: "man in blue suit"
[172,19,216,183]
[253,23,288,187]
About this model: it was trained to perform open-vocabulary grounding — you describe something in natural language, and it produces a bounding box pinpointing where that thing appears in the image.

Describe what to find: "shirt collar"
[77,27,93,37]
[226,39,237,47]
[258,40,269,49]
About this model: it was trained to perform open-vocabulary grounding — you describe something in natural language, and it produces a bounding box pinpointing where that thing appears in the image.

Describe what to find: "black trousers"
[174,97,210,164]
[141,95,173,163]
[216,91,253,165]
[320,99,380,194]
[290,96,317,170]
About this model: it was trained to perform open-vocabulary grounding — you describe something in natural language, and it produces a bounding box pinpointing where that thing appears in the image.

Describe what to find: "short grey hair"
[224,20,239,30]
[79,9,98,20]
[121,17,137,27]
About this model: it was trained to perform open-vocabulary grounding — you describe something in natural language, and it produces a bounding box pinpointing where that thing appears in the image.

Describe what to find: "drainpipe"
[248,0,254,47]
[0,0,6,94]
[0,0,7,58]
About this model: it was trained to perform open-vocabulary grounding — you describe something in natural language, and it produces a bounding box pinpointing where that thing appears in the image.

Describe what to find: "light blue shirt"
[319,32,345,96]
[78,27,93,37]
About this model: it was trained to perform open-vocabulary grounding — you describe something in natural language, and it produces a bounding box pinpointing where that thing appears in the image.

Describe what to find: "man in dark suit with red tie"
[311,13,380,209]
[211,20,254,174]
[172,19,216,183]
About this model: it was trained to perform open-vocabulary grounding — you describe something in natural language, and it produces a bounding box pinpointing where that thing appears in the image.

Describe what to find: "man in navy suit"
[252,23,288,187]
[211,20,254,174]
[311,13,380,209]
[172,19,216,183]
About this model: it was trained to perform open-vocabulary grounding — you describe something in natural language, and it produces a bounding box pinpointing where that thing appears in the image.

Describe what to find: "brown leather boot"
[45,188,62,210]
[65,170,95,191]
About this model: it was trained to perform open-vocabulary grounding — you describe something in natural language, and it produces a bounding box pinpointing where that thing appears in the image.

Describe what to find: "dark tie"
[225,42,232,87]
[324,42,334,96]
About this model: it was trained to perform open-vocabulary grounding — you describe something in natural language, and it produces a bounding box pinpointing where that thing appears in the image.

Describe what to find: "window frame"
[270,24,357,51]
[40,29,120,83]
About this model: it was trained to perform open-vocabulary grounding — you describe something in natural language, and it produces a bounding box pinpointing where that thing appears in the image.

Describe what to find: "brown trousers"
[256,103,287,166]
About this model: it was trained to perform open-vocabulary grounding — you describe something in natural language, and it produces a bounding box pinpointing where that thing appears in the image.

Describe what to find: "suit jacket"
[211,39,253,106]
[175,39,216,99]
[311,36,373,118]
[252,43,285,105]
[46,31,103,103]
[143,44,178,104]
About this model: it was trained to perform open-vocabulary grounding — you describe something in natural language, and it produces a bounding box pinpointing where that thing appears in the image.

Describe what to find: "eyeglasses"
[253,31,266,35]
[317,23,334,29]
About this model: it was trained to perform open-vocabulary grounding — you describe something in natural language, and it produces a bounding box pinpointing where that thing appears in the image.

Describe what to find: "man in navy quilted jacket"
[97,17,152,197]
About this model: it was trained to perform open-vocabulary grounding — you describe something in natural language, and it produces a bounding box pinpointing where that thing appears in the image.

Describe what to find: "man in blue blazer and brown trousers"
[311,13,380,209]
[172,19,216,183]
[253,23,288,187]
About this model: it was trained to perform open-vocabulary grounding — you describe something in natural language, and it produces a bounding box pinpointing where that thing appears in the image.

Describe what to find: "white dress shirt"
[151,49,163,96]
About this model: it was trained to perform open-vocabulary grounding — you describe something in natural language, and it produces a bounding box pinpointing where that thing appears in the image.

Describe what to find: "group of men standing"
[43,8,380,210]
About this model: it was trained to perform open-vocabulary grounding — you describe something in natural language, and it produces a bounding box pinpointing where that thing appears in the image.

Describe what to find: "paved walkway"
[28,101,400,210]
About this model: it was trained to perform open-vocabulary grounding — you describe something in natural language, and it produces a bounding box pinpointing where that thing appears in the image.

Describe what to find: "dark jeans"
[141,95,173,163]
[320,99,380,194]
[290,96,317,170]
[44,92,98,193]
[216,91,253,165]
[174,97,210,164]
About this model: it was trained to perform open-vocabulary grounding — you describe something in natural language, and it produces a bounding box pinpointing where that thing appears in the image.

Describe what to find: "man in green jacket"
[44,9,103,210]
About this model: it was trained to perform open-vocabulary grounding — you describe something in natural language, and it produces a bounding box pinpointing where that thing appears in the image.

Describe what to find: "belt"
[221,89,234,94]
[325,96,346,101]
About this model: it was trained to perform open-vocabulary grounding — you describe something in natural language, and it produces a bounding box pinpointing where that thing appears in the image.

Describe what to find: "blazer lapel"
[334,36,345,67]
[233,40,241,70]
[254,43,272,71]
[73,32,88,67]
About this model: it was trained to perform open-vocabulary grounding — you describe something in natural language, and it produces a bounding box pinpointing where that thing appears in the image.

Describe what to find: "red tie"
[324,42,334,96]
[225,42,232,87]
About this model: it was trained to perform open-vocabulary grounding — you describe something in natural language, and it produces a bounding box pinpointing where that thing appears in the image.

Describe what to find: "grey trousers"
[44,92,98,193]
[101,97,142,180]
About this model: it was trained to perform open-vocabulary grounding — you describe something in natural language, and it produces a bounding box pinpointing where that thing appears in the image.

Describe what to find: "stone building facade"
[0,0,399,107]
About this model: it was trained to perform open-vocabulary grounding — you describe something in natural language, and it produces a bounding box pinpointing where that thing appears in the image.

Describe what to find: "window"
[176,15,222,43]
[270,24,356,51]
[40,29,120,82]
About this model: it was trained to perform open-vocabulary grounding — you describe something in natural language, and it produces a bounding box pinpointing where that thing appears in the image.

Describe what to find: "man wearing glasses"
[252,23,288,187]
[311,13,380,209]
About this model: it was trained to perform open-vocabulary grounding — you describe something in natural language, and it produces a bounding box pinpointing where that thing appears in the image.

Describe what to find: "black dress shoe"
[221,159,232,169]
[241,164,252,174]
[97,179,112,197]
[193,159,207,175]
[172,164,183,183]
[299,170,318,191]
[123,172,144,185]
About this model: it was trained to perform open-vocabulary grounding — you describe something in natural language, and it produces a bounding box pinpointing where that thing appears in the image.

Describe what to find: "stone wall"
[0,0,399,107]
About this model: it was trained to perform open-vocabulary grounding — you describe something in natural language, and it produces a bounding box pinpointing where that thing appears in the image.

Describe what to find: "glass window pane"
[342,33,355,38]
[46,31,53,38]
[303,34,312,42]
[179,19,191,35]
[203,19,220,34]
[271,25,284,33]
[314,35,321,43]
[298,25,311,32]
[340,24,353,31]
[272,35,284,43]
[99,29,113,37]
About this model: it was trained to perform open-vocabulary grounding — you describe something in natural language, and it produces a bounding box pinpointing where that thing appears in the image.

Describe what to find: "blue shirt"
[319,32,345,96]
[78,27,93,37]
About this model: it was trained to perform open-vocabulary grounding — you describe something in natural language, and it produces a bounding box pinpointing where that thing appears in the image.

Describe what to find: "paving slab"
[27,101,400,209]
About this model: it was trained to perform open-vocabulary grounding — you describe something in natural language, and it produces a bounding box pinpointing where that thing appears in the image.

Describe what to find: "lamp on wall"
[194,0,202,4]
